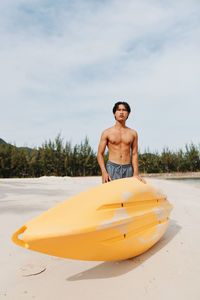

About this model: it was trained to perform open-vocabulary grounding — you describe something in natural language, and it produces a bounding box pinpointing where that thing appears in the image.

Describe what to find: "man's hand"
[134,175,146,184]
[102,171,112,183]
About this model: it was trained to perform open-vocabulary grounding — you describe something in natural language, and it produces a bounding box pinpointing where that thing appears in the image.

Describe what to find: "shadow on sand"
[67,219,181,281]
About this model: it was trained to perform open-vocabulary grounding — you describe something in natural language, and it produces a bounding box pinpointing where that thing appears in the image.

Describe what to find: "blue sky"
[1,0,200,152]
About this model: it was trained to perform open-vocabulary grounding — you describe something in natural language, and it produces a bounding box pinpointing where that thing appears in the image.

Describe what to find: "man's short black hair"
[112,101,131,114]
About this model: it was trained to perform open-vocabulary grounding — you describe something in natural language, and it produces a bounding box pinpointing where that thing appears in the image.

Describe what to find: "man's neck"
[115,120,126,129]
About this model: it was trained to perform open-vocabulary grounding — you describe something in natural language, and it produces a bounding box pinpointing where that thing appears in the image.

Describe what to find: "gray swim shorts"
[106,161,133,181]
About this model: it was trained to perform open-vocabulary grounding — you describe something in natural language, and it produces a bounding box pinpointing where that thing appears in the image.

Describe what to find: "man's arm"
[97,131,112,183]
[132,131,146,183]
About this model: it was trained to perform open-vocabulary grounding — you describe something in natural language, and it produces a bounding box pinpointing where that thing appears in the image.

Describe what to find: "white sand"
[0,176,200,300]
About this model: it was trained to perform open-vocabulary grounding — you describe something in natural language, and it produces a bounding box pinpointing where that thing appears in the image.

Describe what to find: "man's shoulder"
[102,126,115,135]
[126,127,138,135]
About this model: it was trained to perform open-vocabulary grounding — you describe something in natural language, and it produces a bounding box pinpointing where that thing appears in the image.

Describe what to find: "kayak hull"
[12,178,173,261]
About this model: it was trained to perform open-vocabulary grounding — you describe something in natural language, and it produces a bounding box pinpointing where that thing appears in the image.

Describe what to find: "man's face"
[114,104,129,121]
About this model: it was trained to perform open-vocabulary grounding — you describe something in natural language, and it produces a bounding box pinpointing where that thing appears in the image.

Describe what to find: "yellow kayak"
[12,178,173,261]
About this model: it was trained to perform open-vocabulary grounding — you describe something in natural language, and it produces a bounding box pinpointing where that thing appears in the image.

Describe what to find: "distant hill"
[0,138,6,144]
[0,138,34,153]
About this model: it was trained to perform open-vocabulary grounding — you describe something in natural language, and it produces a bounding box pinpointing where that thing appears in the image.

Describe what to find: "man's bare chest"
[108,132,134,146]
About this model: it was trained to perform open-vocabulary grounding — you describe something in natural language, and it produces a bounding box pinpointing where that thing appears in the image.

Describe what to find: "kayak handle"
[12,225,29,248]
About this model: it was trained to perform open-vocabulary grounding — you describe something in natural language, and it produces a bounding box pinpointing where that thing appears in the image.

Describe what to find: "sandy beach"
[0,176,200,300]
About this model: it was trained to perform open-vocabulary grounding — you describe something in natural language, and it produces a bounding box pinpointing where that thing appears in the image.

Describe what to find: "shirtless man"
[97,101,146,184]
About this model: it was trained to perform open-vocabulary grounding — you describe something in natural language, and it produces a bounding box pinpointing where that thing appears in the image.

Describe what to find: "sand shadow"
[67,219,181,281]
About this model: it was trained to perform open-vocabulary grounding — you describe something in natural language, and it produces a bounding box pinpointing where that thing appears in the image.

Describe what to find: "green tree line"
[0,136,200,178]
